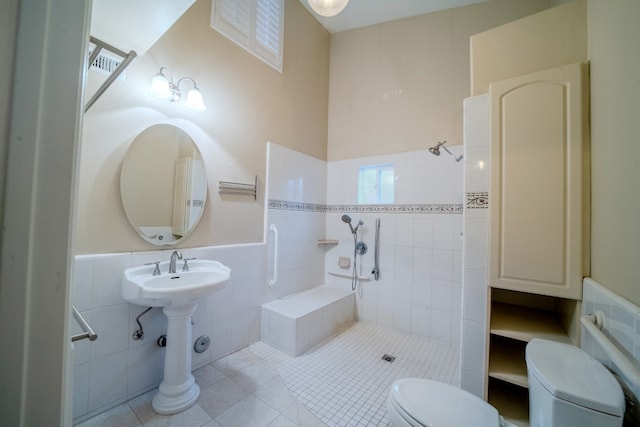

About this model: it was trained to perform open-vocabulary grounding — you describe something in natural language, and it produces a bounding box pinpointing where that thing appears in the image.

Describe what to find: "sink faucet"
[169,250,183,274]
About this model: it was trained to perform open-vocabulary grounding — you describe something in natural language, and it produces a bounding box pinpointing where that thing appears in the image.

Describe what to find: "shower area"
[264,141,464,349]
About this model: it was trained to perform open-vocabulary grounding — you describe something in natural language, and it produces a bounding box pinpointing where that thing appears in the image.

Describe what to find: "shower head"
[342,214,356,234]
[342,214,363,235]
[428,141,463,162]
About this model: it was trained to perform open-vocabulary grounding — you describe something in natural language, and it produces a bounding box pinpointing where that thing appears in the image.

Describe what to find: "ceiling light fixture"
[150,67,206,111]
[308,0,349,17]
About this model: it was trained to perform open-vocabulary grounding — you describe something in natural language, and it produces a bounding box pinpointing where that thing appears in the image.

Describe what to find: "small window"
[211,0,284,72]
[358,164,394,204]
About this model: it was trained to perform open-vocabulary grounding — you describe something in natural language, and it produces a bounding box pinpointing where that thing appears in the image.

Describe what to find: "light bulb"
[184,88,206,111]
[308,0,349,17]
[150,74,172,99]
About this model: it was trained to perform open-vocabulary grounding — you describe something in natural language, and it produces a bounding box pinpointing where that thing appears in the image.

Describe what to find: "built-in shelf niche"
[486,288,581,427]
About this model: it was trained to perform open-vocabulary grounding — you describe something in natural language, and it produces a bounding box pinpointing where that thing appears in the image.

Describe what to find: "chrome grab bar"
[269,224,278,288]
[71,305,98,342]
[371,218,380,281]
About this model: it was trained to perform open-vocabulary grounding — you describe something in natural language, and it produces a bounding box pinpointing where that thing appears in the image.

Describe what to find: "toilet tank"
[525,339,624,427]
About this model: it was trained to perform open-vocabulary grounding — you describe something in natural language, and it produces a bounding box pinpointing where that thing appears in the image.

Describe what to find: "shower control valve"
[356,241,368,256]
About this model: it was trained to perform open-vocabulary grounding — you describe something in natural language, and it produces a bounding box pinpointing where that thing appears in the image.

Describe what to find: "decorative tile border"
[466,192,488,209]
[268,200,326,212]
[268,199,463,214]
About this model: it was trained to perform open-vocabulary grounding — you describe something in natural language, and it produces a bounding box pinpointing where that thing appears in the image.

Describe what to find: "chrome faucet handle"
[182,257,197,271]
[145,261,161,276]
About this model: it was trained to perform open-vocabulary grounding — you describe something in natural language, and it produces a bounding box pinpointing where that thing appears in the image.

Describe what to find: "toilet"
[387,378,503,426]
[387,338,625,426]
[525,339,624,427]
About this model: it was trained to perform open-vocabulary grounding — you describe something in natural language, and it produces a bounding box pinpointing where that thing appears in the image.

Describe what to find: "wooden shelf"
[490,302,572,344]
[488,379,529,427]
[488,336,528,388]
[317,239,339,245]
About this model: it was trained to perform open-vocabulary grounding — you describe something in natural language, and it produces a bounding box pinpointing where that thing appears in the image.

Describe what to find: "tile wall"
[325,148,464,347]
[582,278,640,423]
[460,94,490,398]
[71,244,266,423]
[265,143,328,298]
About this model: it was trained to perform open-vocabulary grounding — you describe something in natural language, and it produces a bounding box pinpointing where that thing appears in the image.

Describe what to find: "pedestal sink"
[123,258,230,415]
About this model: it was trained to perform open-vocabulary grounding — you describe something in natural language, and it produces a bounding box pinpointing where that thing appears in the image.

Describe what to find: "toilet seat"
[388,379,500,426]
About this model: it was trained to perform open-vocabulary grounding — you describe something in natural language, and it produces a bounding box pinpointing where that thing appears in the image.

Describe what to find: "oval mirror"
[120,124,207,246]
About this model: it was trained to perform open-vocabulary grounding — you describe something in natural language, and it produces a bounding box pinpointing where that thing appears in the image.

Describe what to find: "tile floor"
[76,322,459,427]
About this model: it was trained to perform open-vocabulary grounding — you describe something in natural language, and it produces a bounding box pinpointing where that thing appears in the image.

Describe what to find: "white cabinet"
[489,62,590,300]
[484,63,589,425]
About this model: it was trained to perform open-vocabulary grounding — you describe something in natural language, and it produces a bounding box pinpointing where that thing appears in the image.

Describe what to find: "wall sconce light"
[308,0,349,17]
[150,67,207,111]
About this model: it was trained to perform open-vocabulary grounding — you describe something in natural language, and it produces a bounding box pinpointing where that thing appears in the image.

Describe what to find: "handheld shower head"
[428,145,441,156]
[342,214,356,234]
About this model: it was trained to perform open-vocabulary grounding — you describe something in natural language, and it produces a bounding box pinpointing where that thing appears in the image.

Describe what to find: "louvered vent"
[89,50,125,79]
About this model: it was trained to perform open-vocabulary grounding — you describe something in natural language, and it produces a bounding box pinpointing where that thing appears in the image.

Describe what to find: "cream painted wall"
[588,0,640,306]
[76,0,329,254]
[470,0,587,96]
[327,0,551,162]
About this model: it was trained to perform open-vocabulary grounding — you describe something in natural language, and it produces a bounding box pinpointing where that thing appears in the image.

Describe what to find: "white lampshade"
[308,0,349,17]
[184,88,206,111]
[150,73,172,99]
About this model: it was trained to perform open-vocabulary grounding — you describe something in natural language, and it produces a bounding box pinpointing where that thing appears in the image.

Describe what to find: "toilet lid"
[390,379,499,427]
[525,339,624,417]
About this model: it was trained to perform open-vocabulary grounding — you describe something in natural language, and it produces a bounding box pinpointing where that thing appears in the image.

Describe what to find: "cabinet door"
[489,63,589,299]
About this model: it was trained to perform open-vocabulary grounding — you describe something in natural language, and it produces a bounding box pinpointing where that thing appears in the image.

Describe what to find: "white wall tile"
[413,217,433,248]
[463,269,488,323]
[88,351,128,412]
[411,276,431,308]
[461,369,485,398]
[433,218,454,250]
[377,297,394,328]
[211,314,233,360]
[432,249,453,281]
[395,215,414,246]
[464,218,489,270]
[72,255,94,312]
[430,309,452,345]
[461,319,486,375]
[393,301,412,331]
[412,247,433,278]
[411,306,430,338]
[90,304,130,360]
[92,253,132,309]
[127,341,163,397]
[432,279,453,312]
[73,363,90,419]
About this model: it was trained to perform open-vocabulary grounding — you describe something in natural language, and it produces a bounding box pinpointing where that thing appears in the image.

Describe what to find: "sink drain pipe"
[132,307,153,340]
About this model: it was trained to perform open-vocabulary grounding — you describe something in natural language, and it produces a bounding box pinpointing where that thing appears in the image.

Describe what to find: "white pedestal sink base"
[152,304,200,415]
[152,380,200,415]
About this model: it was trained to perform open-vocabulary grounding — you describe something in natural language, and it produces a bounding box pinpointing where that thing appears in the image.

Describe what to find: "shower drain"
[381,354,396,363]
